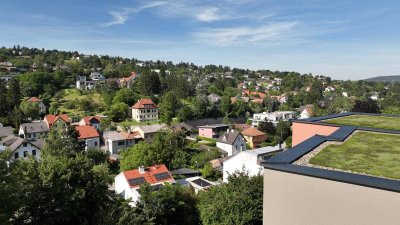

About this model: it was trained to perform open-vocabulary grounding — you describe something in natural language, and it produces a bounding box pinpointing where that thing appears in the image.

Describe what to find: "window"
[118,141,125,146]
[24,151,28,157]
[94,142,98,147]
[32,150,36,156]
[14,152,19,159]
[23,143,28,147]
[27,134,31,138]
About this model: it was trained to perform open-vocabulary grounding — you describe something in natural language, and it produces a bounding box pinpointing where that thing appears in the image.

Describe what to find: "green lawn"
[309,131,400,180]
[324,115,400,131]
[55,88,105,117]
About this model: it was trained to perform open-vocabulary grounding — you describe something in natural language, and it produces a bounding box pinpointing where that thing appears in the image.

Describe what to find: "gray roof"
[198,124,229,129]
[171,122,194,131]
[132,124,166,134]
[20,122,49,134]
[103,131,125,141]
[2,135,44,151]
[0,126,13,138]
[217,130,242,145]
[171,168,200,176]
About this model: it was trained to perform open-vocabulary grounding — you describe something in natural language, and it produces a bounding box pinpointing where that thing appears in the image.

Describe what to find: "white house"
[251,111,296,126]
[216,129,246,156]
[370,92,379,100]
[1,135,43,161]
[223,146,281,182]
[19,122,49,140]
[298,105,314,119]
[103,131,141,154]
[76,76,95,90]
[75,125,100,150]
[114,164,175,205]
[131,98,159,122]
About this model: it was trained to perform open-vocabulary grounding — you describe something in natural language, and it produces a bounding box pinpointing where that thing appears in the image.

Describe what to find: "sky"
[1,0,400,80]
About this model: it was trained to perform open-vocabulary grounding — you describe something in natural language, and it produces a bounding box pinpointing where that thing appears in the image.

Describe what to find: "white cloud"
[193,22,299,46]
[196,7,221,22]
[102,1,166,27]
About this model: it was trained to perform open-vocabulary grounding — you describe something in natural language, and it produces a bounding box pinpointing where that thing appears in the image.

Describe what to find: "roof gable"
[241,127,266,137]
[132,98,158,109]
[75,125,99,139]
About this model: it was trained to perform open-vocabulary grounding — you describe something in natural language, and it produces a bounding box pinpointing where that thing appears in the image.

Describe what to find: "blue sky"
[1,0,400,80]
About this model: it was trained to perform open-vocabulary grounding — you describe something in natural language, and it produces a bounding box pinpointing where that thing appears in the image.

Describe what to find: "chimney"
[139,166,145,173]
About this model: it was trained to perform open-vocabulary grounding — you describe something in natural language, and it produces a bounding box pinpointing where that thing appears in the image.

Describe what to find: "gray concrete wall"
[263,168,400,225]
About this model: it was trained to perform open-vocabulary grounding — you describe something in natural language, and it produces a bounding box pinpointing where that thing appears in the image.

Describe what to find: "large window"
[32,150,36,156]
[14,152,19,159]
[118,141,125,146]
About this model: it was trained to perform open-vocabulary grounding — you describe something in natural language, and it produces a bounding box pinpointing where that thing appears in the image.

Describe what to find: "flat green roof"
[309,131,400,180]
[323,115,400,131]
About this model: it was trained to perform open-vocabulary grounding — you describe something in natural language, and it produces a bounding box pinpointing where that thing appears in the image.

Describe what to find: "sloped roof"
[241,127,266,137]
[81,116,101,125]
[132,124,166,134]
[217,130,242,145]
[2,135,44,151]
[44,114,70,128]
[131,98,158,109]
[75,125,99,139]
[123,164,174,188]
[27,97,42,102]
[0,126,13,138]
[120,131,141,139]
[20,122,49,134]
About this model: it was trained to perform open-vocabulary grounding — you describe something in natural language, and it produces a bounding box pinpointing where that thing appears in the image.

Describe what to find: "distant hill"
[364,75,400,82]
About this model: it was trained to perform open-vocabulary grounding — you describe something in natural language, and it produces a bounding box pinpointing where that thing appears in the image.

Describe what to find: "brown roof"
[131,98,158,109]
[75,125,99,139]
[241,127,266,137]
[27,97,42,102]
[120,131,141,139]
[123,164,174,188]
[44,114,70,128]
[82,116,101,125]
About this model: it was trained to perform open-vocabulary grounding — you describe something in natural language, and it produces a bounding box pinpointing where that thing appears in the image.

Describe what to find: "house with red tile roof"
[75,125,100,149]
[241,127,267,149]
[79,116,101,129]
[44,114,71,130]
[27,97,46,114]
[119,71,138,88]
[114,164,175,204]
[131,98,158,122]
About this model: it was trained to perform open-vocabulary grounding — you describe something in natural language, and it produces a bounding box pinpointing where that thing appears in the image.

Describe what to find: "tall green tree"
[159,91,180,125]
[6,78,20,111]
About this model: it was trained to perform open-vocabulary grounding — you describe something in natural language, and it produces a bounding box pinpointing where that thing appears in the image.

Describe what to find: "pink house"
[198,124,230,139]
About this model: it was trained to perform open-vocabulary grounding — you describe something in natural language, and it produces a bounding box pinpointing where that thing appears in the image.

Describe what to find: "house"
[131,98,159,122]
[44,114,71,130]
[170,122,194,134]
[273,78,282,85]
[103,131,141,154]
[0,124,13,141]
[298,105,314,119]
[119,72,138,88]
[216,129,246,156]
[27,97,46,114]
[241,127,267,149]
[19,122,49,140]
[198,124,230,139]
[130,124,166,142]
[207,94,221,104]
[223,146,280,182]
[262,113,400,225]
[89,72,105,81]
[1,135,43,160]
[251,111,295,126]
[177,176,216,194]
[370,92,379,100]
[79,116,101,130]
[76,75,95,90]
[230,96,250,104]
[115,164,175,205]
[75,125,100,150]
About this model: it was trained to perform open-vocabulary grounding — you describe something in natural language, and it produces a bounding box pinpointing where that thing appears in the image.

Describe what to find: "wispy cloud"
[193,22,300,46]
[102,1,166,27]
[196,7,221,22]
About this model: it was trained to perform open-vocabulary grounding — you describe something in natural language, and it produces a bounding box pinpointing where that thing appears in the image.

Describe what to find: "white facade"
[83,137,100,150]
[9,142,42,161]
[216,135,246,156]
[299,109,312,119]
[251,111,296,126]
[115,173,141,204]
[76,76,96,90]
[223,146,281,182]
[131,108,158,122]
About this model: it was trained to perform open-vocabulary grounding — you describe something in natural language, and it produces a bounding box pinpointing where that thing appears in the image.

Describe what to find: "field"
[56,88,104,118]
[324,115,400,131]
[309,131,400,180]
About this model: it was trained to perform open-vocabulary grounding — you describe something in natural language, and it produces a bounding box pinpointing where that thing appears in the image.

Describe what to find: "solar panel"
[191,178,212,187]
[128,177,146,186]
[154,172,171,181]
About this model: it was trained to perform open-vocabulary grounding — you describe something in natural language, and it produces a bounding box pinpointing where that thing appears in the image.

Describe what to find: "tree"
[159,91,180,125]
[0,80,8,116]
[197,172,263,225]
[275,121,291,144]
[20,101,40,120]
[109,102,129,122]
[112,88,137,106]
[177,105,194,122]
[137,70,161,96]
[352,99,380,113]
[258,121,276,136]
[6,78,20,111]
[220,96,232,116]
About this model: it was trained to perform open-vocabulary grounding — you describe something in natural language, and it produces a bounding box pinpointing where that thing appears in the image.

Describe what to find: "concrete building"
[223,146,280,182]
[251,111,295,126]
[216,129,246,156]
[115,164,175,205]
[198,124,230,139]
[131,98,158,122]
[103,131,141,154]
[262,113,400,225]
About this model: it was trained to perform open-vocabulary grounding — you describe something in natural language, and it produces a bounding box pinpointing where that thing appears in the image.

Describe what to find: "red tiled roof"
[75,125,99,139]
[241,127,266,137]
[82,116,101,125]
[131,98,158,109]
[251,98,264,104]
[44,114,70,128]
[123,164,174,188]
[27,97,42,102]
[120,131,140,139]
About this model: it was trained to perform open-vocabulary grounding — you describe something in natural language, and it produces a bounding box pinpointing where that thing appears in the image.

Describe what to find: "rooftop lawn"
[309,131,400,180]
[323,115,400,131]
